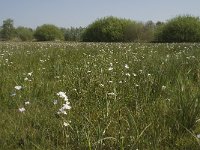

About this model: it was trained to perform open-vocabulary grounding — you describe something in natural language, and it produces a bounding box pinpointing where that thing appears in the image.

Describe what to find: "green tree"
[82,16,138,42]
[34,24,64,41]
[1,19,15,41]
[16,27,34,41]
[124,22,143,42]
[64,27,85,41]
[140,20,155,42]
[155,15,200,42]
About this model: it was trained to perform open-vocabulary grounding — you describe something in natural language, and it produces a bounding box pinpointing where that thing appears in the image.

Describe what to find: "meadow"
[1,42,200,149]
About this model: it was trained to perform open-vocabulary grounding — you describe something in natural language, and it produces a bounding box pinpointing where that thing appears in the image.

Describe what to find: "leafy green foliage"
[16,27,34,41]
[63,27,85,41]
[140,21,155,42]
[123,22,143,42]
[155,15,200,42]
[0,19,15,41]
[82,16,142,42]
[34,24,64,41]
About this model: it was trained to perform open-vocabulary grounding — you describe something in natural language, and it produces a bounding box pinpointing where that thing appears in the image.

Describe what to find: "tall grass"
[1,42,200,149]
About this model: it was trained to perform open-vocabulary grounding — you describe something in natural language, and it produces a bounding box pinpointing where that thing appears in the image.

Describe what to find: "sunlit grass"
[1,42,200,149]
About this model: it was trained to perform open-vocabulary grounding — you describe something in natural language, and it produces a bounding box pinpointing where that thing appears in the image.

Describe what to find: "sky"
[0,0,200,29]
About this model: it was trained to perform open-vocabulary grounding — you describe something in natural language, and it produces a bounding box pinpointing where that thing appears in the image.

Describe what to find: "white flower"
[56,91,71,127]
[25,101,30,105]
[63,121,70,127]
[62,103,71,110]
[108,67,113,71]
[57,102,71,114]
[57,91,71,115]
[99,84,104,87]
[125,64,129,69]
[57,91,68,101]
[125,73,131,76]
[162,86,166,90]
[53,100,58,105]
[24,77,29,81]
[58,108,67,115]
[135,84,139,87]
[87,70,92,73]
[19,107,25,113]
[57,91,66,98]
[28,72,33,76]
[132,73,137,77]
[197,134,200,139]
[15,86,22,90]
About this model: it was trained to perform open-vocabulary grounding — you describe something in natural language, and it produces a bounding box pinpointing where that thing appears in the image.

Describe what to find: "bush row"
[0,20,85,42]
[1,15,200,42]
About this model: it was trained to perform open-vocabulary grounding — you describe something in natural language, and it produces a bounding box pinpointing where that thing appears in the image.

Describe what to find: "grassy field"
[1,42,200,149]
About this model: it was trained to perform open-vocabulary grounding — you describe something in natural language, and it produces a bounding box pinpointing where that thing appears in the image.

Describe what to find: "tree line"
[0,19,85,42]
[0,15,200,42]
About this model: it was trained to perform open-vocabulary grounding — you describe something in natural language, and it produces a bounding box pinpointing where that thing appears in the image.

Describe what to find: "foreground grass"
[1,42,200,149]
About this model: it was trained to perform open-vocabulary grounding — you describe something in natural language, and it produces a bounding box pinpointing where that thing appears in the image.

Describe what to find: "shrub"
[82,16,140,42]
[16,27,34,41]
[155,15,200,42]
[34,24,64,41]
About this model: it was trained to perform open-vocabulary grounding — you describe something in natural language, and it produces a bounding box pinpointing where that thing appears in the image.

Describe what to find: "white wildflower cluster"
[12,85,31,113]
[56,92,71,127]
[57,92,71,115]
[11,85,22,97]
[18,101,30,113]
[24,72,33,81]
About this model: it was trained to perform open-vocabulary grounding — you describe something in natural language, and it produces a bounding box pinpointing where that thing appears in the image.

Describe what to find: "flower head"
[19,107,25,113]
[15,86,22,90]
[125,64,129,69]
[25,101,30,105]
[162,85,167,91]
[57,92,68,101]
[63,121,70,127]
[28,72,33,76]
[108,67,113,71]
[24,77,29,81]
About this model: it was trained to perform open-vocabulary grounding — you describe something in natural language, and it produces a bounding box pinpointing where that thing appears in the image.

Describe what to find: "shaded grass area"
[1,42,200,149]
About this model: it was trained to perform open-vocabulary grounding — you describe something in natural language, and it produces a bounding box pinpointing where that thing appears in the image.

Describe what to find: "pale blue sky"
[0,0,200,28]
